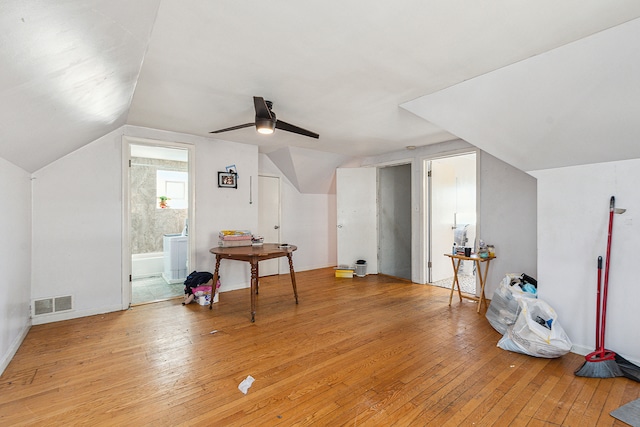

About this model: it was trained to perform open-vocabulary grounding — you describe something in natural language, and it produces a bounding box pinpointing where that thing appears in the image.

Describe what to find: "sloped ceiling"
[267,147,351,194]
[0,0,160,172]
[401,17,640,172]
[2,1,640,175]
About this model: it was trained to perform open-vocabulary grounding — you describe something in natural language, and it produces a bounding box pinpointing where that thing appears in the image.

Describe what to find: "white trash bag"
[486,274,537,335]
[497,298,572,358]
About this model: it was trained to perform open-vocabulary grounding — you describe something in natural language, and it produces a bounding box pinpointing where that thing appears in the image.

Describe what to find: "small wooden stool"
[444,253,495,313]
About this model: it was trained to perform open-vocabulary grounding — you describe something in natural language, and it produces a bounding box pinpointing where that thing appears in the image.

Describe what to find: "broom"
[575,197,624,378]
[614,353,640,382]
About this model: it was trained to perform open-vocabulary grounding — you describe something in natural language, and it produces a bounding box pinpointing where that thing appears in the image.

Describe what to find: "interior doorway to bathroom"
[125,140,193,306]
[426,152,477,294]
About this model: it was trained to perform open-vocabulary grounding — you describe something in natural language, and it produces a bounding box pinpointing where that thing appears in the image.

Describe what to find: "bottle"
[478,239,488,258]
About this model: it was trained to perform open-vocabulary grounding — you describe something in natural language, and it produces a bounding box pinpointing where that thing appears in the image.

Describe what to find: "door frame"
[421,149,478,285]
[121,136,195,309]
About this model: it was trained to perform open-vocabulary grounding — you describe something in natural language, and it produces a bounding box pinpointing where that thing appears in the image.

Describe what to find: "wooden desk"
[209,244,298,322]
[444,253,495,313]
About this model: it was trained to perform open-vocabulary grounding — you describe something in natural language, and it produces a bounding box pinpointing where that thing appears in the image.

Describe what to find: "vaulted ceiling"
[2,1,640,173]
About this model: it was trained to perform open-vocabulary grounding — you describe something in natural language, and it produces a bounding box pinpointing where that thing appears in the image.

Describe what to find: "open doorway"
[426,152,477,294]
[125,141,193,305]
[378,164,412,280]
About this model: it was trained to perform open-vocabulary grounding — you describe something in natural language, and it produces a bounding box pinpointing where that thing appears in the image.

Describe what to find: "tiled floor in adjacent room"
[132,275,184,305]
[431,273,476,295]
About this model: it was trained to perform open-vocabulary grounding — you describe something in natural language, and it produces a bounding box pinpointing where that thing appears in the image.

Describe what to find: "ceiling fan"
[210,96,319,139]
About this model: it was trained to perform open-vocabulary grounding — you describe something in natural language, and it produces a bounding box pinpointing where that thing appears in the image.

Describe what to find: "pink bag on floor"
[192,279,221,295]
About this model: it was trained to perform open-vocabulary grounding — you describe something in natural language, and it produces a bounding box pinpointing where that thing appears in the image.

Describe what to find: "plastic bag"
[497,298,572,358]
[486,274,537,334]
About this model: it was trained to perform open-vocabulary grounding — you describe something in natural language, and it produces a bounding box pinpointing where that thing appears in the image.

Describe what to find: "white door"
[336,168,378,273]
[429,159,457,282]
[258,175,280,276]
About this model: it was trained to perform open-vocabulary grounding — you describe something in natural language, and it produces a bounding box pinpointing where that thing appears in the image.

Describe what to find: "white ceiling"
[402,16,640,172]
[2,1,640,173]
[0,0,160,172]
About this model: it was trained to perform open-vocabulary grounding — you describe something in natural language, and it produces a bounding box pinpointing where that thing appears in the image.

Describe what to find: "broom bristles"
[614,353,640,382]
[575,359,623,378]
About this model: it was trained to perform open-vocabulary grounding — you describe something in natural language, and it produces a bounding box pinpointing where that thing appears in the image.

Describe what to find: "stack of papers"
[219,230,252,247]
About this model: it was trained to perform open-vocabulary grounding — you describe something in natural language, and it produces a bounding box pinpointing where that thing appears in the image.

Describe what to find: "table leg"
[287,253,298,304]
[448,257,463,305]
[476,259,491,313]
[209,255,221,310]
[255,262,259,294]
[250,261,258,322]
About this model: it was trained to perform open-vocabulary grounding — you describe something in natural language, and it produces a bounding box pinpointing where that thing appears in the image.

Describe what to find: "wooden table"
[209,244,298,322]
[444,253,495,313]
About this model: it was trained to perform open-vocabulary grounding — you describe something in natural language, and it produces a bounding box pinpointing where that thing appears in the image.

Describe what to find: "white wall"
[259,154,337,272]
[32,128,126,323]
[478,151,537,297]
[531,159,640,361]
[0,157,32,374]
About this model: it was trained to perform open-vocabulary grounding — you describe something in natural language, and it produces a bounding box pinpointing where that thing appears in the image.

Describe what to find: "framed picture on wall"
[218,172,237,188]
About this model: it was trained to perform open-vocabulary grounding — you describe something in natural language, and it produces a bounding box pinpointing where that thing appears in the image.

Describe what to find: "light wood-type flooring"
[1,268,638,426]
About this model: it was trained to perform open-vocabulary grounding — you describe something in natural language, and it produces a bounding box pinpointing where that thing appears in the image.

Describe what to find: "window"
[157,170,188,209]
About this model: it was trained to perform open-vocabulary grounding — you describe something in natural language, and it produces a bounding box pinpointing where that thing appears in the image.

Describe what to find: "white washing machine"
[162,234,188,283]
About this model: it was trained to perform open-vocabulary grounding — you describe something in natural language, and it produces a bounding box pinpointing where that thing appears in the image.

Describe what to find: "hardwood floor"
[1,268,637,426]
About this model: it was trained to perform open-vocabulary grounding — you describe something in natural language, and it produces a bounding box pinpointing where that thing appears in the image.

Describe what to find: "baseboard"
[293,263,335,272]
[570,344,592,357]
[31,304,124,326]
[0,320,31,376]
[571,344,640,366]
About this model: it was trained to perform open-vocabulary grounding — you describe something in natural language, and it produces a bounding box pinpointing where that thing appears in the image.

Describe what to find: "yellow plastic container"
[335,269,354,278]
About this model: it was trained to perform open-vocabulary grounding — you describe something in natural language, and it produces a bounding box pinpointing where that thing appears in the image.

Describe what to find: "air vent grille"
[55,296,73,311]
[34,299,53,316]
[33,295,73,316]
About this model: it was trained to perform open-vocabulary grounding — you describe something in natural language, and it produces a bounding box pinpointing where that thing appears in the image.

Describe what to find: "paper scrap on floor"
[238,375,255,394]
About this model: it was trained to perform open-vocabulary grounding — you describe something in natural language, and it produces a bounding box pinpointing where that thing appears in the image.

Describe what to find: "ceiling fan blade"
[276,120,319,139]
[209,123,255,134]
[253,96,273,119]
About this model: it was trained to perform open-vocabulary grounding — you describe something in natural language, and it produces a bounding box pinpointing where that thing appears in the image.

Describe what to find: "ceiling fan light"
[256,118,275,134]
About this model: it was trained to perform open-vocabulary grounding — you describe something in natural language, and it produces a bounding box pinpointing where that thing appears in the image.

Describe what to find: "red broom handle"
[595,256,602,351]
[599,196,615,353]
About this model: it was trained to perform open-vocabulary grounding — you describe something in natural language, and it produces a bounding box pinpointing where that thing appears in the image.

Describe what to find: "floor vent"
[33,296,73,316]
